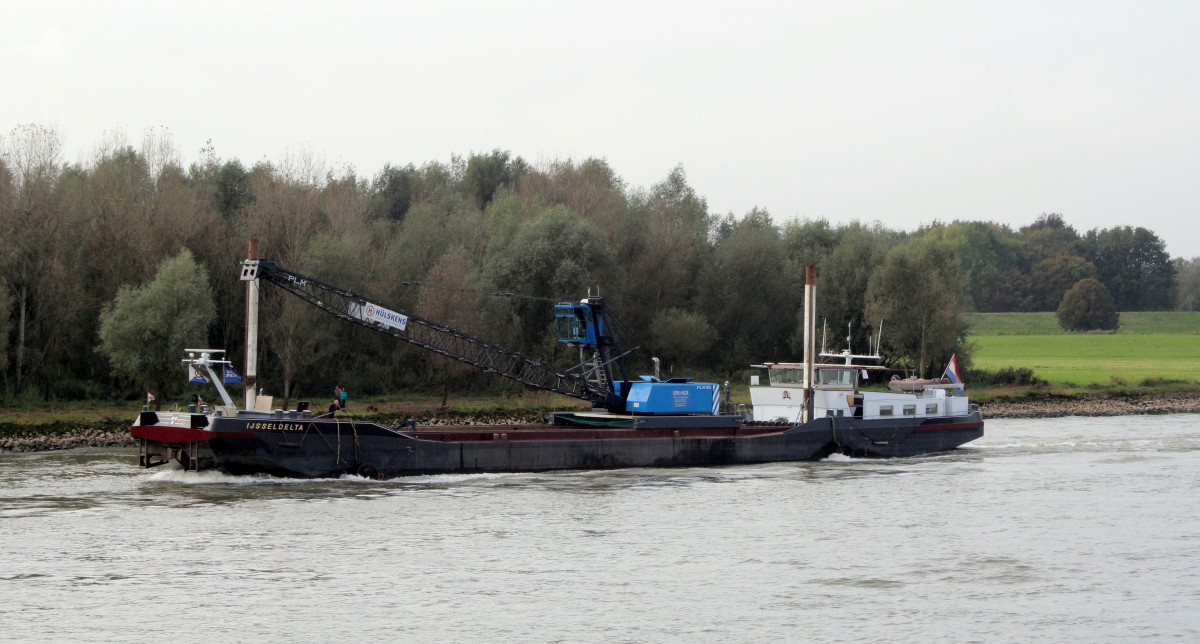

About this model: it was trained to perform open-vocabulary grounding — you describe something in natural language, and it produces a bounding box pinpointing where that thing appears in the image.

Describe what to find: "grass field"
[968,311,1200,335]
[969,312,1200,388]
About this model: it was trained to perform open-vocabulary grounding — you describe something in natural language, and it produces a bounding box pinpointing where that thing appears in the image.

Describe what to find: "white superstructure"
[748,264,971,424]
[748,362,970,423]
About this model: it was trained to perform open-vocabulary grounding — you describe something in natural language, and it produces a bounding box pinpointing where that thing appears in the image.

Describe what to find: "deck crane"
[239,259,640,411]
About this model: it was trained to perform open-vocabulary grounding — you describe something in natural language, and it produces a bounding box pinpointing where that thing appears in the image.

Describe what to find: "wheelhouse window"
[925,403,938,415]
[815,369,855,387]
[771,368,804,386]
[879,405,893,417]
[903,404,917,416]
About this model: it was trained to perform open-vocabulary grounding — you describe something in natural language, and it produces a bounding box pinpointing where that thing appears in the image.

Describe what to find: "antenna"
[820,319,828,354]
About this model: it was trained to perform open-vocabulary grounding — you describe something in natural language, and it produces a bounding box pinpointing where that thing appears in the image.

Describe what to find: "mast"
[243,238,260,411]
[803,264,816,423]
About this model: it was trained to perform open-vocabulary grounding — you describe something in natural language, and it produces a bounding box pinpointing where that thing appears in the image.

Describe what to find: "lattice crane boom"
[240,259,621,408]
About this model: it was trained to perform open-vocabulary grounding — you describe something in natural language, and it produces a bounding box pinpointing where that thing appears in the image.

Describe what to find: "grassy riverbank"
[968,311,1200,390]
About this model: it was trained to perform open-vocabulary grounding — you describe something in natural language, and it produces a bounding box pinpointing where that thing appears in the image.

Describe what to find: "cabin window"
[925,403,938,415]
[771,368,803,385]
[879,405,893,417]
[816,369,854,387]
[555,310,590,343]
[903,404,916,416]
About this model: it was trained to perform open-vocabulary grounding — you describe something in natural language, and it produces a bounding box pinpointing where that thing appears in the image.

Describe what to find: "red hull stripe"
[131,425,256,443]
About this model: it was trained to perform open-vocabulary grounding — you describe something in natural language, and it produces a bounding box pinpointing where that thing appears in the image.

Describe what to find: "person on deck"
[334,386,343,409]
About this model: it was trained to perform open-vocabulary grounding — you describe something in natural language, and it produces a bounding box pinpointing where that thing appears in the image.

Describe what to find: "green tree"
[215,160,254,218]
[650,308,717,370]
[465,150,526,209]
[698,209,795,367]
[1021,213,1083,262]
[865,238,969,377]
[1030,253,1099,311]
[795,221,895,356]
[781,218,839,271]
[1083,226,1174,310]
[1173,257,1200,311]
[98,249,215,406]
[925,220,1027,312]
[369,163,416,222]
[482,204,618,353]
[1056,278,1119,331]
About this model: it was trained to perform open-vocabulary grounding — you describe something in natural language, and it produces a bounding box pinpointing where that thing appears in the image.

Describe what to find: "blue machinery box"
[624,378,720,415]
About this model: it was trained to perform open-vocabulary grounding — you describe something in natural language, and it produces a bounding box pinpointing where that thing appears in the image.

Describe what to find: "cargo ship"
[131,242,983,479]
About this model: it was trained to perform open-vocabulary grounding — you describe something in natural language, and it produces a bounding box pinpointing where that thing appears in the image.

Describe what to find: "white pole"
[803,264,816,423]
[244,238,259,411]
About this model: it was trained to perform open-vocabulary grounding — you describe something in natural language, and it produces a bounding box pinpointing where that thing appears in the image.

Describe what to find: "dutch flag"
[942,354,964,396]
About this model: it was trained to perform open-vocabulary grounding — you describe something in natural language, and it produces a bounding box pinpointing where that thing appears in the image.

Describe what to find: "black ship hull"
[131,409,984,479]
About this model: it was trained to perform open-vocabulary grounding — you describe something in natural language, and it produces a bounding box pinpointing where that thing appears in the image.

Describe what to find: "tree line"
[0,124,1191,404]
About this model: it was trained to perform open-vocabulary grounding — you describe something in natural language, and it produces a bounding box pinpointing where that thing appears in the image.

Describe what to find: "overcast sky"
[4,1,1199,256]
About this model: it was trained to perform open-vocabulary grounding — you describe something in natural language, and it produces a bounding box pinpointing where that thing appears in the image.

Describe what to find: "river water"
[2,415,1199,643]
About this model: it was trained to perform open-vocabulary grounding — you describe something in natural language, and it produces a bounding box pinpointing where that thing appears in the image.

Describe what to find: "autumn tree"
[1057,278,1119,331]
[83,146,158,292]
[237,163,322,266]
[418,247,483,407]
[1,124,65,395]
[622,166,711,330]
[0,158,12,392]
[320,171,370,238]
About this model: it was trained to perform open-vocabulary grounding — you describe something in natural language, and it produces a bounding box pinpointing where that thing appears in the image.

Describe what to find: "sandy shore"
[3,394,1198,453]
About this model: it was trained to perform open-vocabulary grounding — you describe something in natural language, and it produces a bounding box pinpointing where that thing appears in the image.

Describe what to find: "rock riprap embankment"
[980,393,1200,418]
[1,422,133,452]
